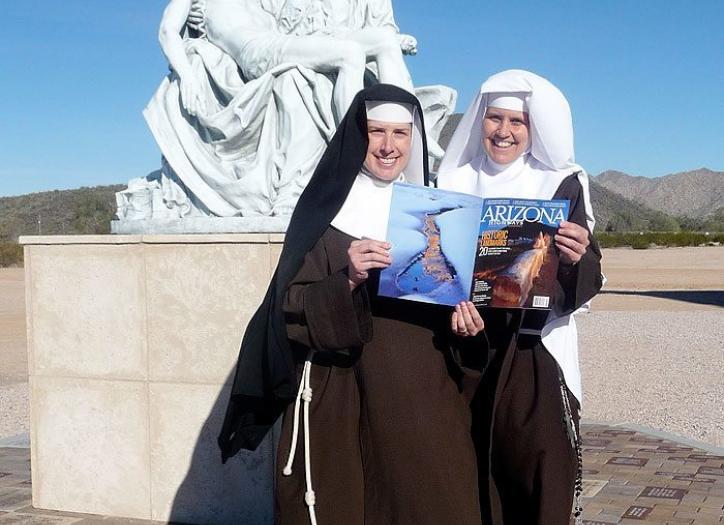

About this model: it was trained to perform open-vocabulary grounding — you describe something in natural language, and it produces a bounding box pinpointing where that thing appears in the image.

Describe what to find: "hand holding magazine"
[378,183,570,309]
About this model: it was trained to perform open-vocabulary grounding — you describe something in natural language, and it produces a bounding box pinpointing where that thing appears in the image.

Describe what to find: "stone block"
[144,243,270,384]
[149,383,273,524]
[270,243,283,273]
[21,236,279,524]
[31,377,150,519]
[27,245,147,380]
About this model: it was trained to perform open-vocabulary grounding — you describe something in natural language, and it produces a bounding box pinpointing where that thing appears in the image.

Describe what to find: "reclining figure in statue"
[162,0,416,120]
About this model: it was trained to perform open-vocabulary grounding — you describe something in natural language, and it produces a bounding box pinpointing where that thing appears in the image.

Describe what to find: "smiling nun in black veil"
[437,70,604,525]
[218,83,482,524]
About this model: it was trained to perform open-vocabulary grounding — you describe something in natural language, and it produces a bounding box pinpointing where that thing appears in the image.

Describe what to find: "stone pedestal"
[20,234,284,524]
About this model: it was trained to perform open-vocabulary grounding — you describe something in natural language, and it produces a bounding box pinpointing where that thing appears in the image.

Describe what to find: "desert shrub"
[0,185,121,239]
[648,213,681,232]
[604,212,649,232]
[596,232,724,249]
[0,242,23,267]
[630,236,651,249]
[676,208,724,233]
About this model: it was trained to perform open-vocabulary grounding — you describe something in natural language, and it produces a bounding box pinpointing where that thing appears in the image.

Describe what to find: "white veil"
[438,70,601,403]
[437,69,595,232]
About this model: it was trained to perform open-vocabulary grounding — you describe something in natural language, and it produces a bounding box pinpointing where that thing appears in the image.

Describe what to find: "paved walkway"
[578,423,723,524]
[1,424,722,524]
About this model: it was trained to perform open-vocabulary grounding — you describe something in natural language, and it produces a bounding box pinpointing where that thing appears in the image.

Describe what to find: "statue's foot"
[272,206,296,217]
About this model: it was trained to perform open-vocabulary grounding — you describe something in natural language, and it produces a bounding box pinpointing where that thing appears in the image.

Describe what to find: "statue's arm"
[159,0,195,80]
[158,0,207,116]
[366,0,416,55]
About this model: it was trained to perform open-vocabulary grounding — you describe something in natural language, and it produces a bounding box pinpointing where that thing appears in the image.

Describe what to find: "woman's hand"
[451,301,484,337]
[555,220,590,265]
[347,239,392,290]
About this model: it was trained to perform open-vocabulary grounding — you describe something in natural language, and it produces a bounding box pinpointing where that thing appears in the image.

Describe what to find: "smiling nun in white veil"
[437,70,603,525]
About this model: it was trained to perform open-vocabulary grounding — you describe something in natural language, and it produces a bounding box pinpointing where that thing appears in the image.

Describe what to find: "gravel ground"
[0,381,29,440]
[578,310,724,447]
[2,312,720,446]
[1,260,723,446]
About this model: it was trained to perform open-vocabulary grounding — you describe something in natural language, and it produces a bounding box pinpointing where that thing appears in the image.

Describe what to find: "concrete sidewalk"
[1,423,722,524]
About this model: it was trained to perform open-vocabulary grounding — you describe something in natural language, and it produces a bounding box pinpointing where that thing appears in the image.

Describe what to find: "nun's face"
[482,107,530,165]
[364,120,413,181]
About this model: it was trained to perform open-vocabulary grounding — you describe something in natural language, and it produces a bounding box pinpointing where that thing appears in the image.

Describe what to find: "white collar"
[440,153,573,202]
[330,171,405,240]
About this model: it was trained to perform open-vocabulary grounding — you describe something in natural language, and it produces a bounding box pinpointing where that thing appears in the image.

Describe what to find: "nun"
[437,70,603,525]
[219,84,482,525]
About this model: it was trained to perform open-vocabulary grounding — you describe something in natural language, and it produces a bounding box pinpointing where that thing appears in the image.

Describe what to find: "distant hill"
[1,154,719,238]
[595,168,724,218]
[0,185,123,241]
[588,181,680,232]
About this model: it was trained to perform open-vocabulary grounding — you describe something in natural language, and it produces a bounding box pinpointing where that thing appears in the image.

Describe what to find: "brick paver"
[579,424,724,524]
[1,423,722,524]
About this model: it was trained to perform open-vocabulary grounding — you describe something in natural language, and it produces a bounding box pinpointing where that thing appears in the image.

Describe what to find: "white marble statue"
[114,0,456,231]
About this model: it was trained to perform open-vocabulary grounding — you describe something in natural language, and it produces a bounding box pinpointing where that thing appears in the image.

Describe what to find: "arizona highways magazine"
[378,183,570,309]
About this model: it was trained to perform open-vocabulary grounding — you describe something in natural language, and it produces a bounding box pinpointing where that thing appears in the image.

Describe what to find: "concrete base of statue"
[19,233,284,524]
[111,216,292,234]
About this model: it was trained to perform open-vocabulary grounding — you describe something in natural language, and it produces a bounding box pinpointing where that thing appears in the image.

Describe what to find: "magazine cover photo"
[472,198,570,309]
[379,183,480,306]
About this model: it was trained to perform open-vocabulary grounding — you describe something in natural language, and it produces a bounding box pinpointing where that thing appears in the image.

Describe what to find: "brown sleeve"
[555,176,604,315]
[283,234,373,351]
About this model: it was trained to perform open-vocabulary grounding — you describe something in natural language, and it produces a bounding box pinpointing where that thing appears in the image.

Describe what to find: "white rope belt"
[282,351,318,525]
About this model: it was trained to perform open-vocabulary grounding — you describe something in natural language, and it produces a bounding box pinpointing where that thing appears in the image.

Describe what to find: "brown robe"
[468,174,603,525]
[276,226,482,525]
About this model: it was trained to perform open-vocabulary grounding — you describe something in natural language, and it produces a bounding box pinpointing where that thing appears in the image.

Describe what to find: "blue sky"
[1,1,722,197]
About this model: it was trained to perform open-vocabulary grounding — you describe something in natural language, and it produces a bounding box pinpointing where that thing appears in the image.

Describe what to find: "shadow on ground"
[600,289,724,308]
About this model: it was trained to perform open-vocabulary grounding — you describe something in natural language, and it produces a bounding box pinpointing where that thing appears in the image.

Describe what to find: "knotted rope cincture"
[282,351,318,525]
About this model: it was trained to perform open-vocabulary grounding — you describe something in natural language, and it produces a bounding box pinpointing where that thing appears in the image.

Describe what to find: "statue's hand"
[179,75,207,117]
[398,34,417,56]
[187,2,205,33]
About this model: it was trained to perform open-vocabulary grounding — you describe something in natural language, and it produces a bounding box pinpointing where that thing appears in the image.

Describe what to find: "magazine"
[378,183,570,309]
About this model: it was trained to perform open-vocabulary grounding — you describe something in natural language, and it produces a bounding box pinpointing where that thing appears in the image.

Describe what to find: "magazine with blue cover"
[379,183,569,309]
[378,183,481,306]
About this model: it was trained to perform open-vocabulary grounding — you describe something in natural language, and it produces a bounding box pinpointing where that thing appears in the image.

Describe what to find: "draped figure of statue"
[114,0,456,231]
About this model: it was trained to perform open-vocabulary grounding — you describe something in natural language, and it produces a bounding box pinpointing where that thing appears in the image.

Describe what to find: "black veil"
[218,84,429,460]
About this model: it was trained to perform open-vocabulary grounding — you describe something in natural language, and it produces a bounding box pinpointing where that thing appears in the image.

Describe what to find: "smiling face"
[364,120,413,181]
[482,107,530,165]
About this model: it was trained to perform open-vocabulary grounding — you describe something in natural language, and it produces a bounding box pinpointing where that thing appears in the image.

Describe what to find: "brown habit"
[470,174,603,525]
[275,226,482,525]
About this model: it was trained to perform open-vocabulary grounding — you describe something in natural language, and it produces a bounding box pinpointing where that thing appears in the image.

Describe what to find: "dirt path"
[601,246,724,291]
[0,267,27,384]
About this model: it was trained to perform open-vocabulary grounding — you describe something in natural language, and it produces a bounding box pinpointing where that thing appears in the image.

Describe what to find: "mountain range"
[594,168,723,218]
